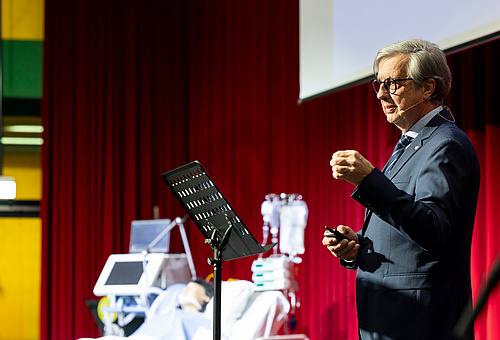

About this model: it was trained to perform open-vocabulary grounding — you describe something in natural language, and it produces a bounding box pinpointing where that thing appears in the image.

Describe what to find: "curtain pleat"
[41,1,500,339]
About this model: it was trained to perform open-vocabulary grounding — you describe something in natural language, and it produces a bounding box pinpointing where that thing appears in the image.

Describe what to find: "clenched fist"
[330,150,374,185]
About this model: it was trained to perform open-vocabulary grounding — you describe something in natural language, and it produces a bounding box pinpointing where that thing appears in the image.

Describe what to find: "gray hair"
[373,39,452,104]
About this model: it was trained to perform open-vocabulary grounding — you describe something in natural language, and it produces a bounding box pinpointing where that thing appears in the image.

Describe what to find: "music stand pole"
[212,254,223,340]
[206,224,233,340]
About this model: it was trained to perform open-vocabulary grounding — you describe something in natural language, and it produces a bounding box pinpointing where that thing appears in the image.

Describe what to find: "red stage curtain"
[41,1,500,339]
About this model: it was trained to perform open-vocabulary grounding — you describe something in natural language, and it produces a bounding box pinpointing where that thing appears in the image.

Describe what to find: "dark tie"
[384,135,414,174]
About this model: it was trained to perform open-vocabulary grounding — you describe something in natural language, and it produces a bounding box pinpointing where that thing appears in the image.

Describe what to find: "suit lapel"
[386,109,448,180]
[361,108,452,236]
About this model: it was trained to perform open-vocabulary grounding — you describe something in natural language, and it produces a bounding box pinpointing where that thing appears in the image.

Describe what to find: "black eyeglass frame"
[371,78,413,94]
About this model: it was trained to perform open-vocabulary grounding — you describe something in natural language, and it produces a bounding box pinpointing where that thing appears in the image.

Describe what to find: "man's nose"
[376,85,390,100]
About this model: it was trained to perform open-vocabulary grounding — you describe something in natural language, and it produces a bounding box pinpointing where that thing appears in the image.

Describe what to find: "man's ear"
[423,78,436,98]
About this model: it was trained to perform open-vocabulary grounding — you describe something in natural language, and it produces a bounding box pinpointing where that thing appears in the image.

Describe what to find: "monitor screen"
[105,261,144,285]
[129,219,171,253]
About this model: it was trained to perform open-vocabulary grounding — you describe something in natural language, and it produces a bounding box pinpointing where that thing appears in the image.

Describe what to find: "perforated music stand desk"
[162,161,274,340]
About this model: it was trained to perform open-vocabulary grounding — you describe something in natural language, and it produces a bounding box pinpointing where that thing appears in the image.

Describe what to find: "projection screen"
[299,0,500,102]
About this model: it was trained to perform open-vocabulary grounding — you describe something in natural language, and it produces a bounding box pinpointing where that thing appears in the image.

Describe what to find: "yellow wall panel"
[3,152,42,200]
[0,217,41,340]
[2,0,44,41]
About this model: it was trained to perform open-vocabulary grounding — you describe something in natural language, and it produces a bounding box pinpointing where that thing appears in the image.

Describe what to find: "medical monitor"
[93,253,166,296]
[129,219,171,253]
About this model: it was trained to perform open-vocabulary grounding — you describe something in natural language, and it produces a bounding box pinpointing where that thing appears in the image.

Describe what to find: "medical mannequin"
[129,279,214,340]
[178,279,213,312]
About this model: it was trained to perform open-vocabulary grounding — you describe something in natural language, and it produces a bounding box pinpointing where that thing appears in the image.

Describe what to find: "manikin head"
[178,279,214,312]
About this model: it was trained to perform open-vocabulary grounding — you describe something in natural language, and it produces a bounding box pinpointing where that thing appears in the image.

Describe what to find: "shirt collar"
[405,106,442,139]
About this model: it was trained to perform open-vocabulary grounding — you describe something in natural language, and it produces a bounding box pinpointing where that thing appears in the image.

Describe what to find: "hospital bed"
[81,280,290,340]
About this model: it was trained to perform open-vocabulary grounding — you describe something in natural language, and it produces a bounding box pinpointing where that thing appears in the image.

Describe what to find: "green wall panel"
[3,40,43,98]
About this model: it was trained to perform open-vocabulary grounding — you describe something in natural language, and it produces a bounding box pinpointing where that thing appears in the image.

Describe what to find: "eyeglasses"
[371,78,413,94]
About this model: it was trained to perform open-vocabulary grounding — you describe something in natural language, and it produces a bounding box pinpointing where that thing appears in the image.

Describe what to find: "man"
[323,39,480,339]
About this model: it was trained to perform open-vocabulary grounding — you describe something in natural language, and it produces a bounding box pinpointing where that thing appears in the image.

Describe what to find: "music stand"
[162,161,275,340]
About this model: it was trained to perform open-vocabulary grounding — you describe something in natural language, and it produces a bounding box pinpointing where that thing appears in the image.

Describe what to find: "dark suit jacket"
[343,109,480,340]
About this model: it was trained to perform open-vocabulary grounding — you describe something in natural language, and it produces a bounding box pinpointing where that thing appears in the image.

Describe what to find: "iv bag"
[279,200,308,255]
